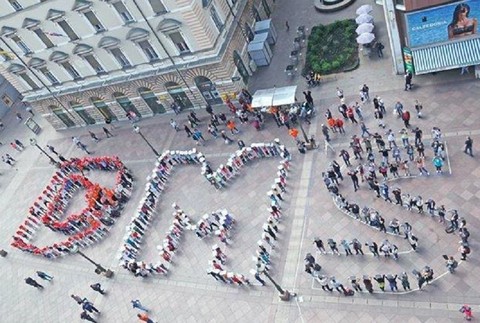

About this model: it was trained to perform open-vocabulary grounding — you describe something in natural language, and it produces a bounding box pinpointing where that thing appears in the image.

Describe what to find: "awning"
[412,38,480,75]
[251,86,297,108]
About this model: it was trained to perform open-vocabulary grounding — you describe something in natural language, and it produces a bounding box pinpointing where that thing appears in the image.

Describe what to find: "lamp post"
[75,248,114,278]
[257,265,296,302]
[29,138,60,167]
[133,124,160,157]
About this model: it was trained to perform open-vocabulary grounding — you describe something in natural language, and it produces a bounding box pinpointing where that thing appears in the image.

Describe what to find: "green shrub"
[306,19,358,74]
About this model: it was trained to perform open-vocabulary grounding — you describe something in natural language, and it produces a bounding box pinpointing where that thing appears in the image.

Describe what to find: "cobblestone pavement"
[1,0,480,322]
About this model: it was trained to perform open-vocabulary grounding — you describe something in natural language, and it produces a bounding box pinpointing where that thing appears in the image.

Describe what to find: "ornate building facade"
[0,0,275,129]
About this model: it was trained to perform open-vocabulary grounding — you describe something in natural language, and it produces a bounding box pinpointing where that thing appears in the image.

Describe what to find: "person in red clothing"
[402,110,411,128]
[346,107,358,124]
[137,313,155,323]
[335,118,345,134]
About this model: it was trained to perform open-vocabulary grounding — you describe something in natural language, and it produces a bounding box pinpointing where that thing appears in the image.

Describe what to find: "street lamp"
[132,124,160,157]
[29,138,60,167]
[258,266,296,301]
[75,248,114,278]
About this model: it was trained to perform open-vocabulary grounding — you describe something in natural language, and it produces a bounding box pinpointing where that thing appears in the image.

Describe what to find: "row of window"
[12,39,174,89]
[7,0,167,15]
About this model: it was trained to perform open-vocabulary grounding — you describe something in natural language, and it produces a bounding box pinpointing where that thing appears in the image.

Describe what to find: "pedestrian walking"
[131,299,149,312]
[221,131,233,144]
[25,277,43,289]
[138,313,156,323]
[103,127,114,138]
[339,149,351,167]
[376,42,384,57]
[16,112,22,121]
[184,124,193,137]
[408,233,419,251]
[432,155,444,173]
[347,169,360,192]
[336,87,344,100]
[404,70,413,90]
[464,136,473,156]
[254,272,266,285]
[82,301,100,314]
[88,131,100,143]
[80,311,97,323]
[71,294,85,304]
[90,283,105,295]
[14,139,25,149]
[36,271,53,281]
[170,119,179,131]
[285,20,290,31]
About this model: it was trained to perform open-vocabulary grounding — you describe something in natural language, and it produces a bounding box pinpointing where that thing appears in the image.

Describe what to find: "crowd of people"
[120,141,292,282]
[11,156,133,258]
[313,84,474,297]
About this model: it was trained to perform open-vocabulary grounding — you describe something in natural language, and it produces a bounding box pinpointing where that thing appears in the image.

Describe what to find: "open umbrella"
[356,32,375,44]
[356,4,373,15]
[355,23,374,35]
[355,14,374,25]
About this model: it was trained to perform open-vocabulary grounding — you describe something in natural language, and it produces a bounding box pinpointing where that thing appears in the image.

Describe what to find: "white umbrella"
[356,4,373,15]
[355,23,374,35]
[356,32,375,44]
[355,14,374,25]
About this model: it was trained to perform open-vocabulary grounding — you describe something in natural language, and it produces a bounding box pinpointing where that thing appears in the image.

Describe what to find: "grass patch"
[305,19,359,75]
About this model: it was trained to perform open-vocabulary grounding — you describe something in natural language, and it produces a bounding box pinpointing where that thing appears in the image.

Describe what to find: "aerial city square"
[0,0,479,322]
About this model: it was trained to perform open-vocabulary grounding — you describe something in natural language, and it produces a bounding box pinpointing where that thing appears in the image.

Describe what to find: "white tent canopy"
[251,85,297,108]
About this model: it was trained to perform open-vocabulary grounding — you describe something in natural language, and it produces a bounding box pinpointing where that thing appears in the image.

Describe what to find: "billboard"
[406,0,479,47]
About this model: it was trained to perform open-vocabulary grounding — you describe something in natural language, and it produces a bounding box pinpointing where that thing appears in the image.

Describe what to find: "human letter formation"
[120,141,291,279]
[11,156,133,258]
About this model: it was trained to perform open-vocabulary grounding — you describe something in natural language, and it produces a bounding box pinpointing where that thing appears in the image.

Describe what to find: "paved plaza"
[1,0,480,322]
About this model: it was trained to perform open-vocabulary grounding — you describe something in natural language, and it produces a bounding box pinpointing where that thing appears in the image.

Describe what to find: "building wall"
[404,0,454,11]
[1,0,275,129]
[0,74,21,118]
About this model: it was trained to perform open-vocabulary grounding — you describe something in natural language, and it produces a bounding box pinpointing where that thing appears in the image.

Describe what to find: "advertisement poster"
[403,47,415,73]
[406,0,479,47]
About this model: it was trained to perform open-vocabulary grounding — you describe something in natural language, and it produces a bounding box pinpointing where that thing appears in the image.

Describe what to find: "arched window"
[164,82,193,110]
[194,76,222,105]
[233,50,249,84]
[91,97,117,121]
[138,87,165,114]
[70,101,95,125]
[49,105,75,127]
[113,92,142,117]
